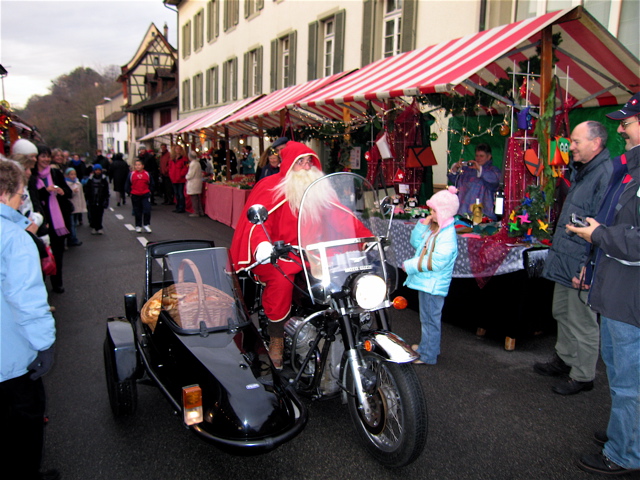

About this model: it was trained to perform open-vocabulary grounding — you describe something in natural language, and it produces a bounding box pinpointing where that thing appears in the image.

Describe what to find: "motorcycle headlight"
[353,274,386,310]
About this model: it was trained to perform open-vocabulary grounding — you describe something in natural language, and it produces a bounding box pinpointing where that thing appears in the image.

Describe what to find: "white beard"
[272,166,329,216]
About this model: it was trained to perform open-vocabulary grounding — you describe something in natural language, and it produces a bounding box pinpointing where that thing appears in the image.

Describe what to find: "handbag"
[406,146,437,168]
[41,245,57,276]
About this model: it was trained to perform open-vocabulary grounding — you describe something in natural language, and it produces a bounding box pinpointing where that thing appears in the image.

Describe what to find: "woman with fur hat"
[185,151,204,217]
[403,186,460,365]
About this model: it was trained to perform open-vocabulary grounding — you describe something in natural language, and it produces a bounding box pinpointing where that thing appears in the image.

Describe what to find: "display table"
[382,218,553,350]
[203,183,251,229]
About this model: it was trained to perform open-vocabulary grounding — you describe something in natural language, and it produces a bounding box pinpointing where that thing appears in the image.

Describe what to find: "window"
[224,0,240,31]
[207,0,220,42]
[361,0,417,66]
[193,73,204,109]
[182,20,192,58]
[243,47,263,98]
[323,19,335,76]
[194,9,204,51]
[307,11,345,80]
[222,57,238,102]
[160,109,172,126]
[383,0,402,58]
[182,78,191,111]
[244,0,264,19]
[270,32,297,91]
[206,65,219,106]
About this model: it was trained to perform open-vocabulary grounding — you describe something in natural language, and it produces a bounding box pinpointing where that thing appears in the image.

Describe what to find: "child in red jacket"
[125,159,154,233]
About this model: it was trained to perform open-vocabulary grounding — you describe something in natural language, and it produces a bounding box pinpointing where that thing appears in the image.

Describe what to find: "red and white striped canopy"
[178,96,262,134]
[295,6,639,121]
[138,111,211,141]
[217,72,352,136]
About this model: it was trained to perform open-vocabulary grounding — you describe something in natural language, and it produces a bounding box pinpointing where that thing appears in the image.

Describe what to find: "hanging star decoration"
[537,219,549,232]
[507,185,551,241]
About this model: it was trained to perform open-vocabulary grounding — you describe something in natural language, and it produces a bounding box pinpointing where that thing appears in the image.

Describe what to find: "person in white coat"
[186,151,204,217]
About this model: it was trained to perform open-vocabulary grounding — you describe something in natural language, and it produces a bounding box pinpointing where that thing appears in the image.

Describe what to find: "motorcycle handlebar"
[245,243,299,272]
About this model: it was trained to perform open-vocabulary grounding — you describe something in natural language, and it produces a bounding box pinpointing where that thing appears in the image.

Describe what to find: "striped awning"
[217,72,353,136]
[178,96,262,134]
[296,6,639,121]
[138,111,211,141]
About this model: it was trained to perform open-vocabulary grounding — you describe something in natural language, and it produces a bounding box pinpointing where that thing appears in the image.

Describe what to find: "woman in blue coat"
[403,186,460,365]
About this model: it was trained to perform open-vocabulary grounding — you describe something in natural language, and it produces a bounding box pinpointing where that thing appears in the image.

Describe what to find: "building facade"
[119,23,179,161]
[165,0,638,184]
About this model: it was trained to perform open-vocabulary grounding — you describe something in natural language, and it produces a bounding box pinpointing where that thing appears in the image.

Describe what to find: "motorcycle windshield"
[298,173,397,305]
[161,247,248,332]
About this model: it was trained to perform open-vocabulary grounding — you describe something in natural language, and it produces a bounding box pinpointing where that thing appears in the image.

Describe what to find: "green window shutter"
[206,68,211,105]
[361,0,374,66]
[257,46,264,95]
[401,0,418,53]
[244,0,250,18]
[233,57,238,100]
[308,21,318,81]
[289,31,297,86]
[235,0,240,26]
[222,61,228,102]
[257,0,264,11]
[334,10,346,74]
[270,39,278,92]
[243,52,249,98]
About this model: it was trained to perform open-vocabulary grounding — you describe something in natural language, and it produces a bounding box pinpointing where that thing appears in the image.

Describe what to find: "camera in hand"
[570,213,590,228]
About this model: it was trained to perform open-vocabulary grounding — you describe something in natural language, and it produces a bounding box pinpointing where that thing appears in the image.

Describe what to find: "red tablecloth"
[204,183,251,228]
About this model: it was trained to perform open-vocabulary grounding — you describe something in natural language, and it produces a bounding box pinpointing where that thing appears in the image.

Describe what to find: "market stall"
[203,183,251,229]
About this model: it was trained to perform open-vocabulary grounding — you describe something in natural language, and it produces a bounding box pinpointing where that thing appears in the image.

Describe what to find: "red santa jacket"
[230,142,322,270]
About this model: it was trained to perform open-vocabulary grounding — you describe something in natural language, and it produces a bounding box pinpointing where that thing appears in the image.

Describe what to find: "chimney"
[164,22,169,39]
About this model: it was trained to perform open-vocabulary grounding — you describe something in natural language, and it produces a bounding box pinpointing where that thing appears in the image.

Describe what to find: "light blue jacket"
[1,204,56,382]
[403,221,458,296]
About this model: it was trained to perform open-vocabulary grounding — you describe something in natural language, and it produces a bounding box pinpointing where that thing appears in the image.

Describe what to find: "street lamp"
[81,114,90,155]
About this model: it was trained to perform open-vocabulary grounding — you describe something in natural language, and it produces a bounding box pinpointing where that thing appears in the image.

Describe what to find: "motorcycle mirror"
[247,204,269,225]
[380,196,393,215]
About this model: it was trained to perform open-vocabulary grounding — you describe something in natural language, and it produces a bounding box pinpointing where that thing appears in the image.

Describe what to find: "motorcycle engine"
[284,315,344,395]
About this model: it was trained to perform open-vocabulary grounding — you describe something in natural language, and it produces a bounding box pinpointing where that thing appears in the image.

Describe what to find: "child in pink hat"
[403,186,460,364]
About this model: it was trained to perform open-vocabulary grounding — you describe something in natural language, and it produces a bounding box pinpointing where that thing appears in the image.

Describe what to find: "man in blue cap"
[569,92,640,476]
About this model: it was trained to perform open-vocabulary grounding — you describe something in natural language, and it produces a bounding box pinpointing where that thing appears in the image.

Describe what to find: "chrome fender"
[361,331,418,364]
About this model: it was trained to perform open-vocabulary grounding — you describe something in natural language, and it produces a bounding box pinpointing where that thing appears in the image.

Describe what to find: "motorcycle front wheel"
[346,353,427,467]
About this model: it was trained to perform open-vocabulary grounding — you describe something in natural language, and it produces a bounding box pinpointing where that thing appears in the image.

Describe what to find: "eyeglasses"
[620,118,639,129]
[21,194,28,201]
[295,157,313,167]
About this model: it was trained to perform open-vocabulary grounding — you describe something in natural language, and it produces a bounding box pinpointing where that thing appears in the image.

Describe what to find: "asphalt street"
[39,199,623,480]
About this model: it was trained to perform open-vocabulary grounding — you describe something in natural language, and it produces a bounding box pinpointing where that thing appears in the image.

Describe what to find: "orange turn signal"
[183,385,203,425]
[392,296,408,310]
[364,339,373,351]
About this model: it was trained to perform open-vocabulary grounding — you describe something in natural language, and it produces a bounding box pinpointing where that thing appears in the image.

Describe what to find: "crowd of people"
[1,91,638,477]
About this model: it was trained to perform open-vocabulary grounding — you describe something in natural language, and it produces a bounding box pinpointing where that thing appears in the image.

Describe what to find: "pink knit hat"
[427,186,459,228]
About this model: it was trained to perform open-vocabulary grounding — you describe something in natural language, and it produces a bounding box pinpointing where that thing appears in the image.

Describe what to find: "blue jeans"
[172,183,185,212]
[417,291,445,364]
[601,316,640,469]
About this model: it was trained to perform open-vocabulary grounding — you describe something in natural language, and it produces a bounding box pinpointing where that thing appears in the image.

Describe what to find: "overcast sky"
[1,0,178,109]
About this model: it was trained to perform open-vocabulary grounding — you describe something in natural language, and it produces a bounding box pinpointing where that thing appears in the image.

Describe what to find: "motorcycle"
[103,172,426,467]
[240,172,428,467]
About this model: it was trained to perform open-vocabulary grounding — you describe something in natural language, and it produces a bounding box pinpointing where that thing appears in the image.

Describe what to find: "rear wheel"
[346,353,427,467]
[103,339,138,416]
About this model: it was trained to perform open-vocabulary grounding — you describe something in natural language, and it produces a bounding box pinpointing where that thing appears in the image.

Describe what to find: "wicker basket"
[141,258,235,331]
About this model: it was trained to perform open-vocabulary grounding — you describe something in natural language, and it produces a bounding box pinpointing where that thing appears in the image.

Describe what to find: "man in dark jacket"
[569,93,640,476]
[534,121,612,395]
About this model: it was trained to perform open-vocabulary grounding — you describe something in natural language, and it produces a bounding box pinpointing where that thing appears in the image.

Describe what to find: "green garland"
[507,185,551,241]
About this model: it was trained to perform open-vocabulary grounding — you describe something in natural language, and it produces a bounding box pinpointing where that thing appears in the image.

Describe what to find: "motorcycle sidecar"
[104,240,307,454]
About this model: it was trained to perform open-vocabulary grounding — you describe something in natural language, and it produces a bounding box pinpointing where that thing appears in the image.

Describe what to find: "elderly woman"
[29,145,73,294]
[0,157,57,480]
